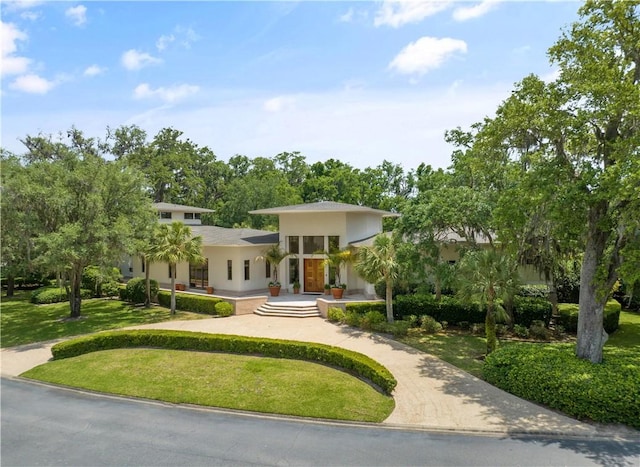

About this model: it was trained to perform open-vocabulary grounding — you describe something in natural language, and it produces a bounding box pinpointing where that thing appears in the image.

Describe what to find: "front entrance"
[304,259,324,293]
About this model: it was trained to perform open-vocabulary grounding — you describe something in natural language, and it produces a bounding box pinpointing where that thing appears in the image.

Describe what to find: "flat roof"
[249,201,399,217]
[153,202,215,214]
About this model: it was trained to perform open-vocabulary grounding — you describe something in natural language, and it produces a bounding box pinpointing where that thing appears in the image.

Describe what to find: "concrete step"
[255,302,321,318]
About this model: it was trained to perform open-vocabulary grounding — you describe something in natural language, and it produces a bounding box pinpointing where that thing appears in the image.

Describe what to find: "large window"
[189,260,208,288]
[289,258,299,284]
[288,236,299,254]
[244,260,250,280]
[227,260,233,281]
[303,236,324,254]
[184,212,202,220]
[160,212,172,219]
[329,236,340,253]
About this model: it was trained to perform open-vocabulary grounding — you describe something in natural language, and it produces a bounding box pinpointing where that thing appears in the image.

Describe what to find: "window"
[194,213,201,220]
[329,236,340,253]
[289,258,299,284]
[184,212,194,220]
[227,260,232,281]
[288,236,299,254]
[303,236,324,254]
[266,260,271,278]
[160,212,172,219]
[189,260,208,288]
[244,260,250,280]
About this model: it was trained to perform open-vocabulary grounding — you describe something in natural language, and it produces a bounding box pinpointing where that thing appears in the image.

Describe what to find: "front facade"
[130,201,396,296]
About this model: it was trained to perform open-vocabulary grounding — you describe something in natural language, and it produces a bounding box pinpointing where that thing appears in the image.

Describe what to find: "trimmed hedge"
[345,302,386,315]
[483,344,640,429]
[50,330,397,395]
[157,290,224,315]
[122,278,159,304]
[512,296,552,327]
[395,295,485,324]
[214,301,234,317]
[31,286,92,304]
[556,300,621,334]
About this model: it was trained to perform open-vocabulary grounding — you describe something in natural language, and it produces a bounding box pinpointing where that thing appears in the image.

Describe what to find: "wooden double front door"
[304,259,324,293]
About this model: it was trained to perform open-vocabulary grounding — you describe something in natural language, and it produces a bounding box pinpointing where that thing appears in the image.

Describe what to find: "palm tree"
[256,243,290,286]
[150,222,205,314]
[354,234,399,323]
[456,248,520,355]
[322,248,353,287]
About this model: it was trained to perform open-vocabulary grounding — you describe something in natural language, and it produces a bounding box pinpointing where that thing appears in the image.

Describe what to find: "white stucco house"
[128,201,399,297]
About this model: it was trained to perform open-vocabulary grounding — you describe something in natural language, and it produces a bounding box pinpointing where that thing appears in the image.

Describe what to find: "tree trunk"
[576,208,610,363]
[170,265,176,315]
[144,258,151,308]
[385,279,394,323]
[548,277,559,317]
[485,302,497,355]
[434,278,442,302]
[6,274,15,297]
[69,265,83,318]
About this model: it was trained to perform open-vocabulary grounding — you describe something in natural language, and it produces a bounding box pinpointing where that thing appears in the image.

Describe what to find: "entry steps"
[254,302,321,318]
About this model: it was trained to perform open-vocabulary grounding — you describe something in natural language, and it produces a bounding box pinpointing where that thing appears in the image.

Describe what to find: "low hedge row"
[556,300,621,334]
[50,330,397,395]
[31,286,93,304]
[483,344,640,429]
[345,302,387,315]
[157,291,224,315]
[394,294,552,327]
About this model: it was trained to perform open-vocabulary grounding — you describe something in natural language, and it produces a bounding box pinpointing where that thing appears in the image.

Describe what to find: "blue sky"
[2,1,580,170]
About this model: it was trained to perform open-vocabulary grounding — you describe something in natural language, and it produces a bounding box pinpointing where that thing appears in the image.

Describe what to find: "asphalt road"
[2,378,638,467]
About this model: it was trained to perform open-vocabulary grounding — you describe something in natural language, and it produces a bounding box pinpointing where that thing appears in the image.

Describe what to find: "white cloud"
[389,36,467,76]
[339,8,354,23]
[65,5,87,27]
[1,21,32,76]
[121,49,162,70]
[1,1,43,12]
[453,0,500,21]
[374,0,452,28]
[83,64,106,76]
[20,10,41,21]
[9,73,55,94]
[263,96,296,112]
[541,68,560,83]
[156,34,175,51]
[133,83,199,103]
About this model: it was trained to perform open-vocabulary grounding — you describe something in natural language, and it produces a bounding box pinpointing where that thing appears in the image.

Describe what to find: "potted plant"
[322,248,352,300]
[257,244,291,297]
[324,283,331,295]
[206,286,214,294]
[293,281,301,294]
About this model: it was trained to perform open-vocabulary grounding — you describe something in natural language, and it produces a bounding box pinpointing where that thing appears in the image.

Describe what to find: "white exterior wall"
[346,213,383,243]
[157,210,202,225]
[206,245,270,293]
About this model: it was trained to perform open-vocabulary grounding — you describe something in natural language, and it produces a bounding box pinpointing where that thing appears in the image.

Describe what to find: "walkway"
[1,315,636,438]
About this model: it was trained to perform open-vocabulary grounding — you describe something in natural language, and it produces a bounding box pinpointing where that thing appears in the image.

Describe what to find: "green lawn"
[606,310,640,349]
[22,348,394,422]
[1,292,207,348]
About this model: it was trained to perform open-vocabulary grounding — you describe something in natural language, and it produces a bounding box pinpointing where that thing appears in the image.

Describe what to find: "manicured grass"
[22,348,394,422]
[1,292,207,348]
[399,331,487,378]
[606,310,640,350]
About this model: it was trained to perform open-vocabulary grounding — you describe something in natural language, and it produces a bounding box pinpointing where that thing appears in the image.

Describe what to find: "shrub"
[384,320,412,337]
[214,301,234,317]
[157,291,223,315]
[344,311,362,327]
[513,296,552,327]
[101,282,121,298]
[518,284,549,299]
[360,311,387,331]
[51,330,398,395]
[327,307,346,323]
[124,278,159,304]
[529,320,550,341]
[513,324,530,338]
[420,315,443,334]
[556,300,621,334]
[395,294,485,324]
[495,324,508,337]
[31,286,92,304]
[82,266,121,298]
[483,344,640,429]
[556,270,581,304]
[470,323,484,335]
[345,302,386,315]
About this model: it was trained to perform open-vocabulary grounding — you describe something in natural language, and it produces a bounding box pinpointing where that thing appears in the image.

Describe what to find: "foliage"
[483,344,640,429]
[81,266,122,298]
[214,301,234,317]
[395,294,485,324]
[30,286,92,305]
[327,306,346,323]
[359,311,387,331]
[321,248,353,287]
[556,300,622,334]
[371,320,412,337]
[123,277,159,304]
[345,302,387,315]
[528,320,551,341]
[157,290,223,315]
[256,244,290,286]
[50,330,397,394]
[420,315,443,334]
[513,325,530,339]
[517,285,549,299]
[344,311,362,327]
[512,296,552,327]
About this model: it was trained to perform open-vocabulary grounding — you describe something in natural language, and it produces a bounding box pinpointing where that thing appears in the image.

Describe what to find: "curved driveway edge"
[2,315,638,439]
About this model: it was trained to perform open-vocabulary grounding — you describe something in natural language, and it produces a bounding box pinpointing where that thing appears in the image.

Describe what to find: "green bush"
[528,320,550,340]
[420,315,443,334]
[513,296,552,327]
[513,324,530,338]
[124,278,159,304]
[518,285,549,298]
[483,344,640,429]
[380,320,412,337]
[345,302,386,315]
[359,311,387,331]
[556,300,621,334]
[51,330,397,395]
[344,311,362,327]
[82,266,121,298]
[157,290,223,314]
[327,307,346,323]
[30,286,92,304]
[214,301,234,317]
